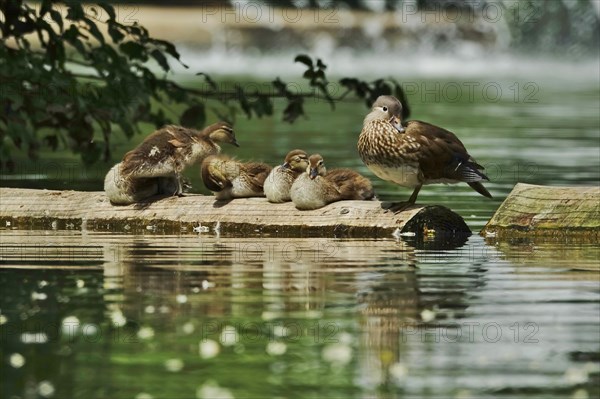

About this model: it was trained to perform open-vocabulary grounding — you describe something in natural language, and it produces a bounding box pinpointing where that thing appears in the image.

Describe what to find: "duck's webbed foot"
[381,201,415,213]
[381,185,422,213]
[180,177,192,194]
[175,178,193,197]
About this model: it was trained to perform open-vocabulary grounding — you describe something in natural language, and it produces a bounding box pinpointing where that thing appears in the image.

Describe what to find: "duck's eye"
[382,106,388,112]
[318,161,323,166]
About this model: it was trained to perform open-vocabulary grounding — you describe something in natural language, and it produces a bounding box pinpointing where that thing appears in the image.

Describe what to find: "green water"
[1,76,599,398]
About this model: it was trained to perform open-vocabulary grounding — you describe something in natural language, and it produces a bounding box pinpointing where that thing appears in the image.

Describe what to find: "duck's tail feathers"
[468,182,492,199]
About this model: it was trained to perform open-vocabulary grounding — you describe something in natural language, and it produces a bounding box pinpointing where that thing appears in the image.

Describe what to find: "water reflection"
[1,231,598,398]
[0,231,599,398]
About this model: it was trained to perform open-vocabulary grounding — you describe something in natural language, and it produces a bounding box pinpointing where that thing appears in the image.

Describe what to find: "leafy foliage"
[0,1,410,169]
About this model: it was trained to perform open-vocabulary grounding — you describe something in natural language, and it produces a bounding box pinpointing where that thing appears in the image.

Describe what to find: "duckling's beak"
[390,116,405,133]
[282,162,290,169]
[231,138,240,147]
[309,167,318,180]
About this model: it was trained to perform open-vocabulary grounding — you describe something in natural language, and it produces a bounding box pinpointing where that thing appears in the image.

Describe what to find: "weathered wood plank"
[0,188,470,237]
[481,183,599,239]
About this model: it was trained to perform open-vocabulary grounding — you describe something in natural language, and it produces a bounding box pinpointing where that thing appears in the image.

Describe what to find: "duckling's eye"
[318,161,323,166]
[382,106,388,112]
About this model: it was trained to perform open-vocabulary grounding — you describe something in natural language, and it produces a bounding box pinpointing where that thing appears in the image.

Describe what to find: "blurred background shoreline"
[24,2,600,80]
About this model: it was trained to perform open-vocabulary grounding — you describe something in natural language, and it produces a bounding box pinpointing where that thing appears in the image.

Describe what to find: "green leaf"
[294,54,313,68]
[196,72,217,91]
[236,86,252,118]
[253,96,273,118]
[315,82,335,109]
[303,69,315,80]
[63,24,80,41]
[340,78,358,87]
[180,104,206,129]
[357,82,369,97]
[98,3,116,20]
[151,49,169,72]
[283,98,304,123]
[40,0,52,17]
[119,41,147,61]
[47,40,66,66]
[84,18,105,44]
[272,78,288,96]
[13,19,36,35]
[107,23,125,43]
[66,4,85,21]
[164,82,188,102]
[49,9,63,31]
[153,39,188,68]
[340,77,369,98]
[63,25,86,54]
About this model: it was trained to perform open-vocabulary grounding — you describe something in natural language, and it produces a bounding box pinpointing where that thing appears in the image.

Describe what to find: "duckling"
[104,122,237,205]
[290,154,374,210]
[121,122,237,193]
[264,149,309,203]
[358,95,491,211]
[201,155,272,200]
[104,163,159,205]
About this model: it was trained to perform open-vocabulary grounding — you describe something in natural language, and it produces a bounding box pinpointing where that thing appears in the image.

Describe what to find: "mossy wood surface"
[481,183,599,239]
[0,188,470,237]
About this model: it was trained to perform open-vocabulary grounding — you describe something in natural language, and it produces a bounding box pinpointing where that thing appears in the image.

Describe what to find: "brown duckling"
[121,122,237,193]
[104,163,159,205]
[263,149,309,203]
[104,122,236,205]
[201,155,272,200]
[358,95,491,211]
[290,154,374,210]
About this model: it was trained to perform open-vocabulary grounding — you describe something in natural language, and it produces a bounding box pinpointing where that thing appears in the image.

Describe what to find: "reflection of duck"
[358,96,491,211]
[104,122,237,205]
[290,154,374,210]
[264,149,309,203]
[201,155,272,200]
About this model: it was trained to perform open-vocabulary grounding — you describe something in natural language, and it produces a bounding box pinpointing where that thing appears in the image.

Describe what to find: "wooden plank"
[481,183,600,239]
[0,188,470,237]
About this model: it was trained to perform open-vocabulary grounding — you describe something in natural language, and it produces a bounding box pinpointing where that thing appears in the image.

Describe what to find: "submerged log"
[0,188,470,237]
[481,183,600,239]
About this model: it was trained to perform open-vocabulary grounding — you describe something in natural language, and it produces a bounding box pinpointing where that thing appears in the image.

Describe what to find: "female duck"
[290,154,374,210]
[104,122,237,205]
[358,95,491,210]
[264,149,309,203]
[201,155,272,200]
